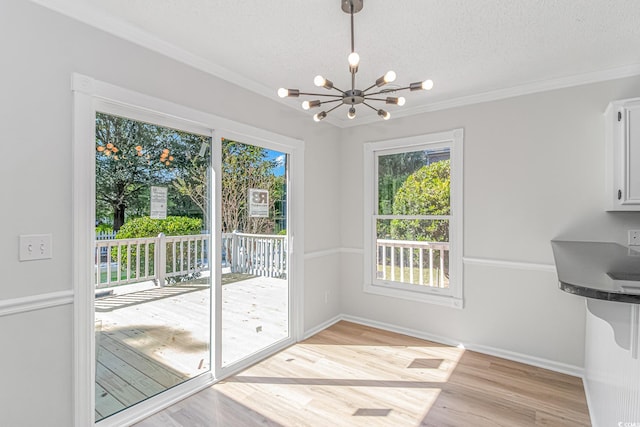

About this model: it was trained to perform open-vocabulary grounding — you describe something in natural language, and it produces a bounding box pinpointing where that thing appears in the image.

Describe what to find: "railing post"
[231,230,239,273]
[156,232,166,287]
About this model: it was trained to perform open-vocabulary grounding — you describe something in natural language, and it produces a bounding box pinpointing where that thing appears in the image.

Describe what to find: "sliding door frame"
[72,73,305,427]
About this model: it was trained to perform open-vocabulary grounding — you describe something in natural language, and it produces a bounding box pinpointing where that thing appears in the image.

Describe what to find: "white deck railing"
[95,233,210,288]
[96,232,286,288]
[376,239,449,288]
[222,232,287,278]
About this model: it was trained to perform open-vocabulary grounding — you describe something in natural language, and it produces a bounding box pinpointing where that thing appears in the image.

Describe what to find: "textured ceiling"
[33,0,640,126]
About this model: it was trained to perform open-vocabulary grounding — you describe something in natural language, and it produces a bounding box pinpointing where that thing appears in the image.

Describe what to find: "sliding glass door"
[219,137,290,368]
[73,76,303,426]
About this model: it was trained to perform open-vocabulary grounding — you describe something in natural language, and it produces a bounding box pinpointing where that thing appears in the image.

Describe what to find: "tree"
[378,150,430,215]
[96,113,162,230]
[389,159,450,242]
[171,135,211,223]
[95,113,209,230]
[221,139,281,234]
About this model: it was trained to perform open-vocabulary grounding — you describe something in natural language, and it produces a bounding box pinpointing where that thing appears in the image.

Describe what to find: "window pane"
[94,112,212,421]
[376,219,449,288]
[377,148,451,215]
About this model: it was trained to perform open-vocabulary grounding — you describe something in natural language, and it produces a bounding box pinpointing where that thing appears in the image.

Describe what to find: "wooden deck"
[94,274,288,421]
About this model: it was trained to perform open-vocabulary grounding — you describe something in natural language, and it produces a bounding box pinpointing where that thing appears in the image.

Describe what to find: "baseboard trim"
[0,290,74,318]
[303,314,343,340]
[581,376,598,427]
[308,313,583,378]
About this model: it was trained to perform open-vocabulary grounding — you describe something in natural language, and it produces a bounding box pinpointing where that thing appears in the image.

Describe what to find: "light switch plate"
[19,234,53,261]
[629,230,640,246]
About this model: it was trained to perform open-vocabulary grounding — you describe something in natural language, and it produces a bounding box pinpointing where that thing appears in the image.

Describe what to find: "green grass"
[377,265,448,287]
[97,268,148,285]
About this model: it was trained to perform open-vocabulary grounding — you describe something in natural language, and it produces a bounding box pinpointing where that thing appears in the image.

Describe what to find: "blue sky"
[265,149,286,177]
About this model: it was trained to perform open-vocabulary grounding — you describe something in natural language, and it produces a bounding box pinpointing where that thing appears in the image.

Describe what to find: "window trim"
[363,129,464,308]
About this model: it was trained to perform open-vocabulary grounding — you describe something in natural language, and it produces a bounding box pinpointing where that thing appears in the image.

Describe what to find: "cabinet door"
[624,104,640,204]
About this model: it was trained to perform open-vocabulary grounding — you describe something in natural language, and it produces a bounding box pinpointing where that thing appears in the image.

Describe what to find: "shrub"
[112,216,204,284]
[116,216,202,238]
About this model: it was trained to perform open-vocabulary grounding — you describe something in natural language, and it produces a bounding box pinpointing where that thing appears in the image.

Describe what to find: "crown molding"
[30,1,640,129]
[339,63,640,128]
[30,0,275,97]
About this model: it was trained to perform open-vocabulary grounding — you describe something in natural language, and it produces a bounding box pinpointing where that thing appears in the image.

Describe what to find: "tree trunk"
[113,203,126,231]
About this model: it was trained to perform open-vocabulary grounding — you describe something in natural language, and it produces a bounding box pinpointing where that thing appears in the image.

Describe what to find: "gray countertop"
[551,241,640,304]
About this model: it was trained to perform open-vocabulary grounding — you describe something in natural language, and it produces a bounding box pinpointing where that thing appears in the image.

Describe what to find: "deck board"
[95,383,124,419]
[98,345,167,397]
[94,275,287,421]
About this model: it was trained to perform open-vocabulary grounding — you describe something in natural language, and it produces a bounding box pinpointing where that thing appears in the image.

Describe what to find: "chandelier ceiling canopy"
[278,0,433,122]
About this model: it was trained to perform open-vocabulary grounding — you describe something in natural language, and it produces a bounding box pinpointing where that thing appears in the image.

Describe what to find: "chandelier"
[278,0,433,122]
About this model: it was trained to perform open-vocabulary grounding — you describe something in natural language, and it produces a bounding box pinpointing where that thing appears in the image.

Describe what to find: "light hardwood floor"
[135,321,591,426]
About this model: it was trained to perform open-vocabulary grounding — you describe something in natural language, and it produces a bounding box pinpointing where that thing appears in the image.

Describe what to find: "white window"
[364,129,464,308]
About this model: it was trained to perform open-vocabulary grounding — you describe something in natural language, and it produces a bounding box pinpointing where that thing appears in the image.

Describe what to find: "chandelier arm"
[330,85,347,95]
[350,3,355,53]
[299,92,344,98]
[320,99,343,105]
[362,102,379,112]
[363,97,388,102]
[362,83,380,93]
[365,87,409,97]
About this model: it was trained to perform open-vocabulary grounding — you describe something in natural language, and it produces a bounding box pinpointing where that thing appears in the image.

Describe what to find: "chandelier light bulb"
[303,100,321,110]
[422,79,434,90]
[384,70,396,83]
[313,76,334,90]
[277,88,288,98]
[348,52,360,68]
[347,107,356,119]
[378,109,390,120]
[385,97,406,106]
[313,111,327,122]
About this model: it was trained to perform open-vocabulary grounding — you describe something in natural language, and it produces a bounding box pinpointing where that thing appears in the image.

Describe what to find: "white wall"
[0,1,341,426]
[338,77,640,370]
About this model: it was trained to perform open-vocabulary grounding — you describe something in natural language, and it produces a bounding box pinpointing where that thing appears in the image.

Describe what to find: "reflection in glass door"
[220,138,289,366]
[93,112,212,421]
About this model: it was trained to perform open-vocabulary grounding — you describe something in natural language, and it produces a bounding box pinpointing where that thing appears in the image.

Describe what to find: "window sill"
[364,282,464,309]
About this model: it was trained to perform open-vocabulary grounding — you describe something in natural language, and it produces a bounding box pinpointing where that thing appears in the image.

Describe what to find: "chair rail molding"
[0,290,74,318]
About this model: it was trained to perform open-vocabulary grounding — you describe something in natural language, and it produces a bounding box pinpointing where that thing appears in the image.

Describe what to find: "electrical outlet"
[19,234,53,261]
[629,230,640,246]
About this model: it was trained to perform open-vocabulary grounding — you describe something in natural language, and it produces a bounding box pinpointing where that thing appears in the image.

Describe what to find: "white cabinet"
[606,98,640,211]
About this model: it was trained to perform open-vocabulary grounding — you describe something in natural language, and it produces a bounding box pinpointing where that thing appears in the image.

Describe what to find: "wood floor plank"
[135,321,591,426]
